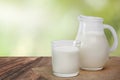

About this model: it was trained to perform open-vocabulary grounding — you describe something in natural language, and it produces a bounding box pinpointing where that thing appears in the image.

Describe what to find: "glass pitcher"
[75,15,118,70]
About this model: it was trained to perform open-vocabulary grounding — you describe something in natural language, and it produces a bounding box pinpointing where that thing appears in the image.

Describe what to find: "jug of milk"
[75,15,118,70]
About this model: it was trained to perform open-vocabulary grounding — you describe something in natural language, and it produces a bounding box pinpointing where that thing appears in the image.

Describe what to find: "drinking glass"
[52,40,80,77]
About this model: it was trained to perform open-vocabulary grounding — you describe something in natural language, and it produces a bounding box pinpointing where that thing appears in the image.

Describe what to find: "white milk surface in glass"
[80,32,109,70]
[52,46,79,76]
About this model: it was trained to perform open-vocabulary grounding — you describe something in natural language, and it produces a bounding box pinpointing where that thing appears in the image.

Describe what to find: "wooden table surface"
[0,57,120,80]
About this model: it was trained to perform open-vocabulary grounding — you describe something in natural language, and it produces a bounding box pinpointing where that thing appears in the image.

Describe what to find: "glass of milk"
[52,40,80,77]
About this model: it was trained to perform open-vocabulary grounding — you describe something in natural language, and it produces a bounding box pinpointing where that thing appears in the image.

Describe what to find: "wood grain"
[0,57,119,80]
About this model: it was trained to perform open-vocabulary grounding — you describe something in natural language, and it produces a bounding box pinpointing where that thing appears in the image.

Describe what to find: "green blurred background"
[0,0,120,56]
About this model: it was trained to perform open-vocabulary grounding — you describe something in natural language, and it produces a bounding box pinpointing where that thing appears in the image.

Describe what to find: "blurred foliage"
[0,0,119,56]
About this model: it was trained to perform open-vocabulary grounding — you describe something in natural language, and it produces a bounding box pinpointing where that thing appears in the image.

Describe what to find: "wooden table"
[0,57,120,80]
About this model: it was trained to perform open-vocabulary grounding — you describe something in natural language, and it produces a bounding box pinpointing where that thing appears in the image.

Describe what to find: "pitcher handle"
[104,24,118,52]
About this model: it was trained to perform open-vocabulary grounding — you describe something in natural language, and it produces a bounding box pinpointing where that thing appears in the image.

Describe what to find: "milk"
[79,32,109,70]
[52,46,79,77]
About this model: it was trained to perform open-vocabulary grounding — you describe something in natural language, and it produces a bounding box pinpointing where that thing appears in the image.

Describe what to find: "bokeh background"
[0,0,120,56]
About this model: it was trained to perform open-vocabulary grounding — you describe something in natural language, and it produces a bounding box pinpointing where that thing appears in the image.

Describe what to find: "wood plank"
[0,57,119,80]
[15,57,51,80]
[15,57,43,80]
[0,57,37,80]
[0,58,18,66]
